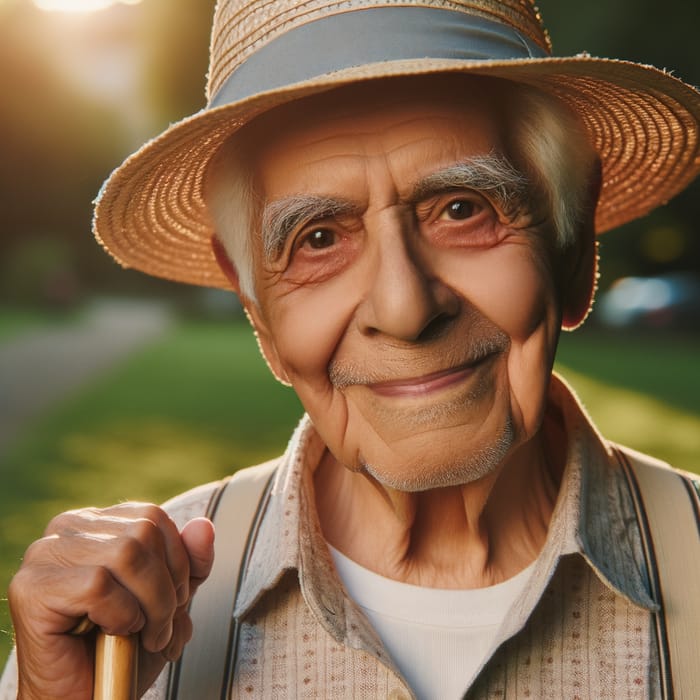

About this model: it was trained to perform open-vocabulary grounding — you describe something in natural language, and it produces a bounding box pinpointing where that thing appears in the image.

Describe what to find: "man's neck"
[313,429,563,589]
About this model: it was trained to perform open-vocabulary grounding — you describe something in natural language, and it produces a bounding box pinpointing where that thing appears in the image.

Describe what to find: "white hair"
[206,142,258,300]
[504,82,598,249]
[205,80,597,303]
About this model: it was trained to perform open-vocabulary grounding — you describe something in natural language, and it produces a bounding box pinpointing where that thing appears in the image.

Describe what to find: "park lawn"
[0,320,698,665]
[555,326,700,471]
[0,307,77,341]
[0,320,303,662]
[556,326,700,416]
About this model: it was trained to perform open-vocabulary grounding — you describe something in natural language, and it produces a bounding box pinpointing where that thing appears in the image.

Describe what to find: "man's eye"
[439,198,477,221]
[302,228,336,249]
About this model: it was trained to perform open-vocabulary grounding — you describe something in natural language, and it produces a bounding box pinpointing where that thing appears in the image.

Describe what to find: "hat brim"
[94,55,700,290]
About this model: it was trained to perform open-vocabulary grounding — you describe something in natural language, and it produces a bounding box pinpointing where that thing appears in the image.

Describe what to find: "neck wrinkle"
[316,431,559,588]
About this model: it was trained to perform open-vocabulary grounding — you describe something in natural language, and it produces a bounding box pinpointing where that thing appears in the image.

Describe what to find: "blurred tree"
[0,2,132,303]
[0,0,216,304]
[139,0,216,130]
[537,0,700,287]
[1,0,698,304]
[538,0,700,80]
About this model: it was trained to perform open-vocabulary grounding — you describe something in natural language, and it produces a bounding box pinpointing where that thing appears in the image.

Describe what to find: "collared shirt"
[154,374,662,698]
[0,375,666,698]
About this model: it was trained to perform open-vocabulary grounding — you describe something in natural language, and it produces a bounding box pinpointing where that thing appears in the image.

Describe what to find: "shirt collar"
[549,374,656,610]
[235,373,657,627]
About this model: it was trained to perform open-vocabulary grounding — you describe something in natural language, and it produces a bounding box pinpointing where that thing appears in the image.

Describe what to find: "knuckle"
[164,615,192,662]
[7,568,33,607]
[82,565,114,601]
[174,608,193,643]
[21,532,70,568]
[157,582,178,614]
[122,503,168,530]
[44,507,100,536]
[108,516,166,570]
[139,503,167,522]
[112,533,151,573]
[145,588,178,636]
[44,511,75,536]
[22,536,52,564]
[131,512,160,537]
[127,516,165,554]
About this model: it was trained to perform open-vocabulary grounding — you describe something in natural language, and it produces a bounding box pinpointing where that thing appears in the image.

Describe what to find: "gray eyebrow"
[260,155,528,262]
[261,195,358,262]
[410,154,529,218]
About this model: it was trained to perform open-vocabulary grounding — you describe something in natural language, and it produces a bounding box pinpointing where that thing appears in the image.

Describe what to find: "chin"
[360,417,515,492]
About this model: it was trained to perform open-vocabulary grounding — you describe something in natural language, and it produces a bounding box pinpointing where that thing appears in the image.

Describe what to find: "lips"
[328,329,510,392]
[368,353,496,398]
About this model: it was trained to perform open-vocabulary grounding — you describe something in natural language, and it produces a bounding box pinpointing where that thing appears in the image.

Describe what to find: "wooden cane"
[93,632,138,700]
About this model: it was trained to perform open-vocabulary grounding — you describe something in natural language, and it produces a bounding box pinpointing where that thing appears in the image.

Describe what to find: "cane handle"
[94,632,138,700]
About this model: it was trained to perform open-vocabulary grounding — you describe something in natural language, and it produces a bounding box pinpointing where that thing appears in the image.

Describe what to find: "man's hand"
[8,504,215,699]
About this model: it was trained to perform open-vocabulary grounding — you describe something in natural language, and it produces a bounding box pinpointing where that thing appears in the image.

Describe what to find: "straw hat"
[94,0,700,290]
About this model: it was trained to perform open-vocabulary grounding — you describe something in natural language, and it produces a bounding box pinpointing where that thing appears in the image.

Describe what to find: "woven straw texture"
[207,0,551,98]
[93,1,700,290]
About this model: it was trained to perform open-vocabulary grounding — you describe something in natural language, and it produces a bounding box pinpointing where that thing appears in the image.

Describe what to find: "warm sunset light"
[33,0,141,13]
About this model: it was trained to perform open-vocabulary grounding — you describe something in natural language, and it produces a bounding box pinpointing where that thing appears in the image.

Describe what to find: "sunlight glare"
[33,0,142,13]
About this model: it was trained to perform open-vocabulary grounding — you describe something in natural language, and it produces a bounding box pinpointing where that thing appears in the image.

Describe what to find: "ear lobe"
[561,222,598,330]
[244,304,292,386]
[561,162,601,331]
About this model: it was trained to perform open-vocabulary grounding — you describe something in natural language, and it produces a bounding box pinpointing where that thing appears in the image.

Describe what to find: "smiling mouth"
[368,352,498,398]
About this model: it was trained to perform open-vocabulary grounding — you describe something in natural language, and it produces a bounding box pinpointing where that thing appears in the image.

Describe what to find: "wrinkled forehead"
[240,75,512,180]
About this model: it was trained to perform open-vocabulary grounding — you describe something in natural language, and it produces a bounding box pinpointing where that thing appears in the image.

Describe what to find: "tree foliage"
[1,0,698,303]
[537,0,700,283]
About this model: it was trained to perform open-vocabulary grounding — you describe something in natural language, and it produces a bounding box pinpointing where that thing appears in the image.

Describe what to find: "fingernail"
[156,621,173,651]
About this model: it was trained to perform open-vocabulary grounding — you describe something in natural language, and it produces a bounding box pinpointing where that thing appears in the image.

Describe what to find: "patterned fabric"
[0,374,672,699]
[149,373,663,698]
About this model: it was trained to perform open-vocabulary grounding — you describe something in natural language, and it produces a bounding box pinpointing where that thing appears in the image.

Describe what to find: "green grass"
[555,327,700,474]
[556,326,700,417]
[1,319,698,667]
[0,320,303,663]
[0,307,69,341]
[551,367,700,472]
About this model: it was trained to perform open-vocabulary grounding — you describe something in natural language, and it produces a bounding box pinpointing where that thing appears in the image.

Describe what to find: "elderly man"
[2,1,700,698]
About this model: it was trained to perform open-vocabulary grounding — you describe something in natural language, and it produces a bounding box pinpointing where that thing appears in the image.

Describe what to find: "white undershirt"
[329,545,536,700]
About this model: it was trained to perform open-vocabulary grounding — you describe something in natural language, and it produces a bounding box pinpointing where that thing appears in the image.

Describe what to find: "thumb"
[180,517,215,587]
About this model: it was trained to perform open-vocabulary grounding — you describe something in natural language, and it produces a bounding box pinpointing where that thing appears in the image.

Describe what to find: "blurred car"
[597,273,700,330]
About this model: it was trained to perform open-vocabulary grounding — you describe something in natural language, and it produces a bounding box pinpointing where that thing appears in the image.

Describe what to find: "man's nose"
[356,216,460,341]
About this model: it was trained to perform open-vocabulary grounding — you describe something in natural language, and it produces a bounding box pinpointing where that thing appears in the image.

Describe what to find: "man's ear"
[211,235,291,385]
[243,303,292,386]
[561,161,601,331]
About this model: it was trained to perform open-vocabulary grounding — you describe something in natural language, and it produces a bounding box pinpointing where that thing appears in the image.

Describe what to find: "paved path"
[0,299,173,457]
